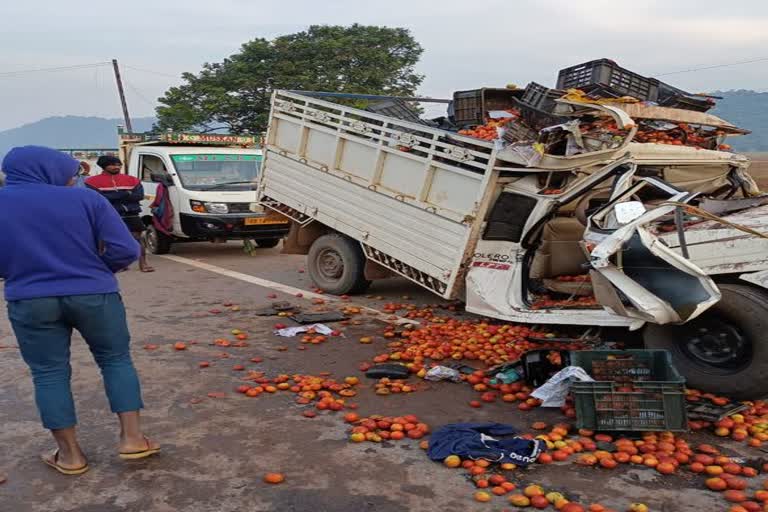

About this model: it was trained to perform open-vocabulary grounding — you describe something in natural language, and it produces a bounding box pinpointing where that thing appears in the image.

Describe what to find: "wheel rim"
[146,227,159,252]
[316,248,344,280]
[680,316,752,372]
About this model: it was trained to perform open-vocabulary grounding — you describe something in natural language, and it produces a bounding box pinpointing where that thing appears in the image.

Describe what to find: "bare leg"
[118,411,159,453]
[45,427,87,469]
[133,233,154,272]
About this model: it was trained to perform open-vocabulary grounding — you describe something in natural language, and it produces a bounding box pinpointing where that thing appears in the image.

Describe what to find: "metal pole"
[112,59,133,133]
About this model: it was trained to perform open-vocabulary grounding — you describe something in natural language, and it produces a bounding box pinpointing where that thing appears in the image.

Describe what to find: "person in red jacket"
[86,156,154,272]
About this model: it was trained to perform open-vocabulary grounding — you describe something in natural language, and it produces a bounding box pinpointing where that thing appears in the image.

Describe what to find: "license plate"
[244,217,289,226]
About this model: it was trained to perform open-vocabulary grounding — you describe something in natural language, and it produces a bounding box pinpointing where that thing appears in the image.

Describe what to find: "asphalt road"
[0,241,752,512]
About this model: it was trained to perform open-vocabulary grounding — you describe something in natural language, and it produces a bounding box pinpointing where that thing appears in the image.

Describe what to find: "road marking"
[160,255,327,299]
[159,255,416,324]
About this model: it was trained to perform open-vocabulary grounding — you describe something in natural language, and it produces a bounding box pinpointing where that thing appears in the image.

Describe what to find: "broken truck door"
[584,178,721,327]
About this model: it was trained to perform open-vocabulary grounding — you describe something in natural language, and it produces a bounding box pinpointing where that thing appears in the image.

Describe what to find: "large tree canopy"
[155,24,424,134]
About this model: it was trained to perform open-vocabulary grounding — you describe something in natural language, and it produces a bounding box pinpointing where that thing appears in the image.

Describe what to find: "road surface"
[0,242,751,512]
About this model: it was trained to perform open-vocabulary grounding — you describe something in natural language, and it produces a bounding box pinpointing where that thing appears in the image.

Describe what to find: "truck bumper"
[179,213,290,240]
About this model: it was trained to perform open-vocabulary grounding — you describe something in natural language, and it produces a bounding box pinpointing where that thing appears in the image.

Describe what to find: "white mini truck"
[258,90,768,398]
[119,131,290,253]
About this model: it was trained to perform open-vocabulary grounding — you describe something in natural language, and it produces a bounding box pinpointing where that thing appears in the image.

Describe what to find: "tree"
[155,24,424,134]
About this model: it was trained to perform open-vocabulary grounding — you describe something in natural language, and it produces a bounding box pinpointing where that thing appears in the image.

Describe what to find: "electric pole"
[112,58,133,133]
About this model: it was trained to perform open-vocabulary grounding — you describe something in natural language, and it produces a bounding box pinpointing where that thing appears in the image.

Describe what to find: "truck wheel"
[256,238,282,249]
[643,284,768,400]
[307,234,371,295]
[146,225,172,255]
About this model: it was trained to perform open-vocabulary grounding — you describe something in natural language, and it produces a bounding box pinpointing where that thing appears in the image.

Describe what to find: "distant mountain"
[0,116,156,159]
[710,90,768,152]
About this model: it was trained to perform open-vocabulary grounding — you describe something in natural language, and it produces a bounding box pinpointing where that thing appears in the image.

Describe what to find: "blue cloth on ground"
[427,422,546,467]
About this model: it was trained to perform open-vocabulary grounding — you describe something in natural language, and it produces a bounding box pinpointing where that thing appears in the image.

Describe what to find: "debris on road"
[274,323,335,337]
[424,366,462,382]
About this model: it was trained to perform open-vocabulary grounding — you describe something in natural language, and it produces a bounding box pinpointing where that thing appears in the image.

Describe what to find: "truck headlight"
[190,200,229,214]
[206,202,229,214]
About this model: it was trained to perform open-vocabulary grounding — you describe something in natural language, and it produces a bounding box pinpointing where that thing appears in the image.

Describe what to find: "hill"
[0,116,156,159]
[710,90,768,152]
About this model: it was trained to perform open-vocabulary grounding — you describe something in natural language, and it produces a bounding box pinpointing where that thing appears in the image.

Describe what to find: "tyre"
[256,238,282,249]
[307,234,371,295]
[146,225,172,255]
[643,284,768,399]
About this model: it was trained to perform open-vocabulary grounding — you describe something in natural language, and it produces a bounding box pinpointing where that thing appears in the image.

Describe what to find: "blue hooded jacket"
[0,146,140,301]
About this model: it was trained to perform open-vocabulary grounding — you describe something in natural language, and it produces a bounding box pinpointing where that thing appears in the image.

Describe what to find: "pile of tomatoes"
[458,110,521,141]
[531,294,599,310]
[234,373,361,412]
[633,122,725,149]
[346,413,429,443]
[555,274,591,283]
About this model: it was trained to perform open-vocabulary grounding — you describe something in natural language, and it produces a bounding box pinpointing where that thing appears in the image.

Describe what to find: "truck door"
[583,178,721,326]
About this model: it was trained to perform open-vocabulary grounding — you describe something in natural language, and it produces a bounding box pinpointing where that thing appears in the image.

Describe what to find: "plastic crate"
[657,94,715,113]
[570,350,688,432]
[366,99,429,125]
[556,59,661,102]
[453,88,521,127]
[513,98,567,131]
[520,82,565,113]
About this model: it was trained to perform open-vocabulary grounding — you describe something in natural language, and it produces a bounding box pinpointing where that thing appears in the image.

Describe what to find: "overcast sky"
[1,0,766,131]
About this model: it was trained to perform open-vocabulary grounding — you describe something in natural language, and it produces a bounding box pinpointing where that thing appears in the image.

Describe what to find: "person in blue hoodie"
[0,146,160,476]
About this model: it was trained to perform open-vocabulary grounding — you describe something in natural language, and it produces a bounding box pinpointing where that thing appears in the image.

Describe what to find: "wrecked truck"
[258,89,768,399]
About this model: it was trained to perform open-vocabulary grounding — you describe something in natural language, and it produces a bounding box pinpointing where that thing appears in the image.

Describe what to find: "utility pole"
[112,58,133,133]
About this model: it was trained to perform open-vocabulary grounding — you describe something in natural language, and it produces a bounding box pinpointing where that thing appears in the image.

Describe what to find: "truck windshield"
[170,154,261,191]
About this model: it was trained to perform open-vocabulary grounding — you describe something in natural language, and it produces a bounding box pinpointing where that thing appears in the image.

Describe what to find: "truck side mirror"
[150,171,174,187]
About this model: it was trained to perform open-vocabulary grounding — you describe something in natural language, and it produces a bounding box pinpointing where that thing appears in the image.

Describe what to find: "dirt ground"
[749,153,768,191]
[0,243,758,512]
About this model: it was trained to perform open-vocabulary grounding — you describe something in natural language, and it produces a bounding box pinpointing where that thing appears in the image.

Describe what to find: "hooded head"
[1,146,80,186]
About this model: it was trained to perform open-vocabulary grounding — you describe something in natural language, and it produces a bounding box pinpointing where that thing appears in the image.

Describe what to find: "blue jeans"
[8,293,143,430]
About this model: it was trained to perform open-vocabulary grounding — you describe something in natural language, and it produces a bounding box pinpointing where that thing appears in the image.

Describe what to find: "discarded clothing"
[427,422,545,467]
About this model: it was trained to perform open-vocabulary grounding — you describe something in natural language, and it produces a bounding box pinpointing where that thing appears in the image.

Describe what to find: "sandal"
[42,450,89,476]
[119,436,160,460]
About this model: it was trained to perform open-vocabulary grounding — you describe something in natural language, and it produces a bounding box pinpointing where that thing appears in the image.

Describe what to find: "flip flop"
[42,451,89,476]
[140,267,156,273]
[119,437,160,460]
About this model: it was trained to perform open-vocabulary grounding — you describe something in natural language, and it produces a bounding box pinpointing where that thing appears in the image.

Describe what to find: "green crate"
[570,350,687,432]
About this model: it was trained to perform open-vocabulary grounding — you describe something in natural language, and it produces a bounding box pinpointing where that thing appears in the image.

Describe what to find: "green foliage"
[155,24,424,134]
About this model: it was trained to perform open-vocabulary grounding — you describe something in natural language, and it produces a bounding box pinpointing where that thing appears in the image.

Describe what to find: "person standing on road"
[86,155,154,272]
[0,146,160,476]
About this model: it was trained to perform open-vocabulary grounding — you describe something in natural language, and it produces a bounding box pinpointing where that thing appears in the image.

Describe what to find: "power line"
[124,65,179,79]
[654,56,768,77]
[124,78,157,109]
[0,62,111,78]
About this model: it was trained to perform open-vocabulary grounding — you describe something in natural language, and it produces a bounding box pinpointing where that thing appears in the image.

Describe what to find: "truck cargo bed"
[260,91,503,298]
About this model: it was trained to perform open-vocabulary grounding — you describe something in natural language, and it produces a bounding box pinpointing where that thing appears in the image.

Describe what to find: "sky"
[1,0,767,131]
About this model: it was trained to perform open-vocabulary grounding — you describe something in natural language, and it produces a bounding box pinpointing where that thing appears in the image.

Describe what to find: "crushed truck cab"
[259,89,768,398]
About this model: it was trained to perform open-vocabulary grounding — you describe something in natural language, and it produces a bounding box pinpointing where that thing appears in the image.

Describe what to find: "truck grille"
[227,203,256,213]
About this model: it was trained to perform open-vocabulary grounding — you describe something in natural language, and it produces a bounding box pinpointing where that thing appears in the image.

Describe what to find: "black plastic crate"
[452,88,522,127]
[556,59,661,102]
[366,99,429,125]
[658,94,715,113]
[513,98,567,131]
[520,82,565,113]
[571,350,688,432]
